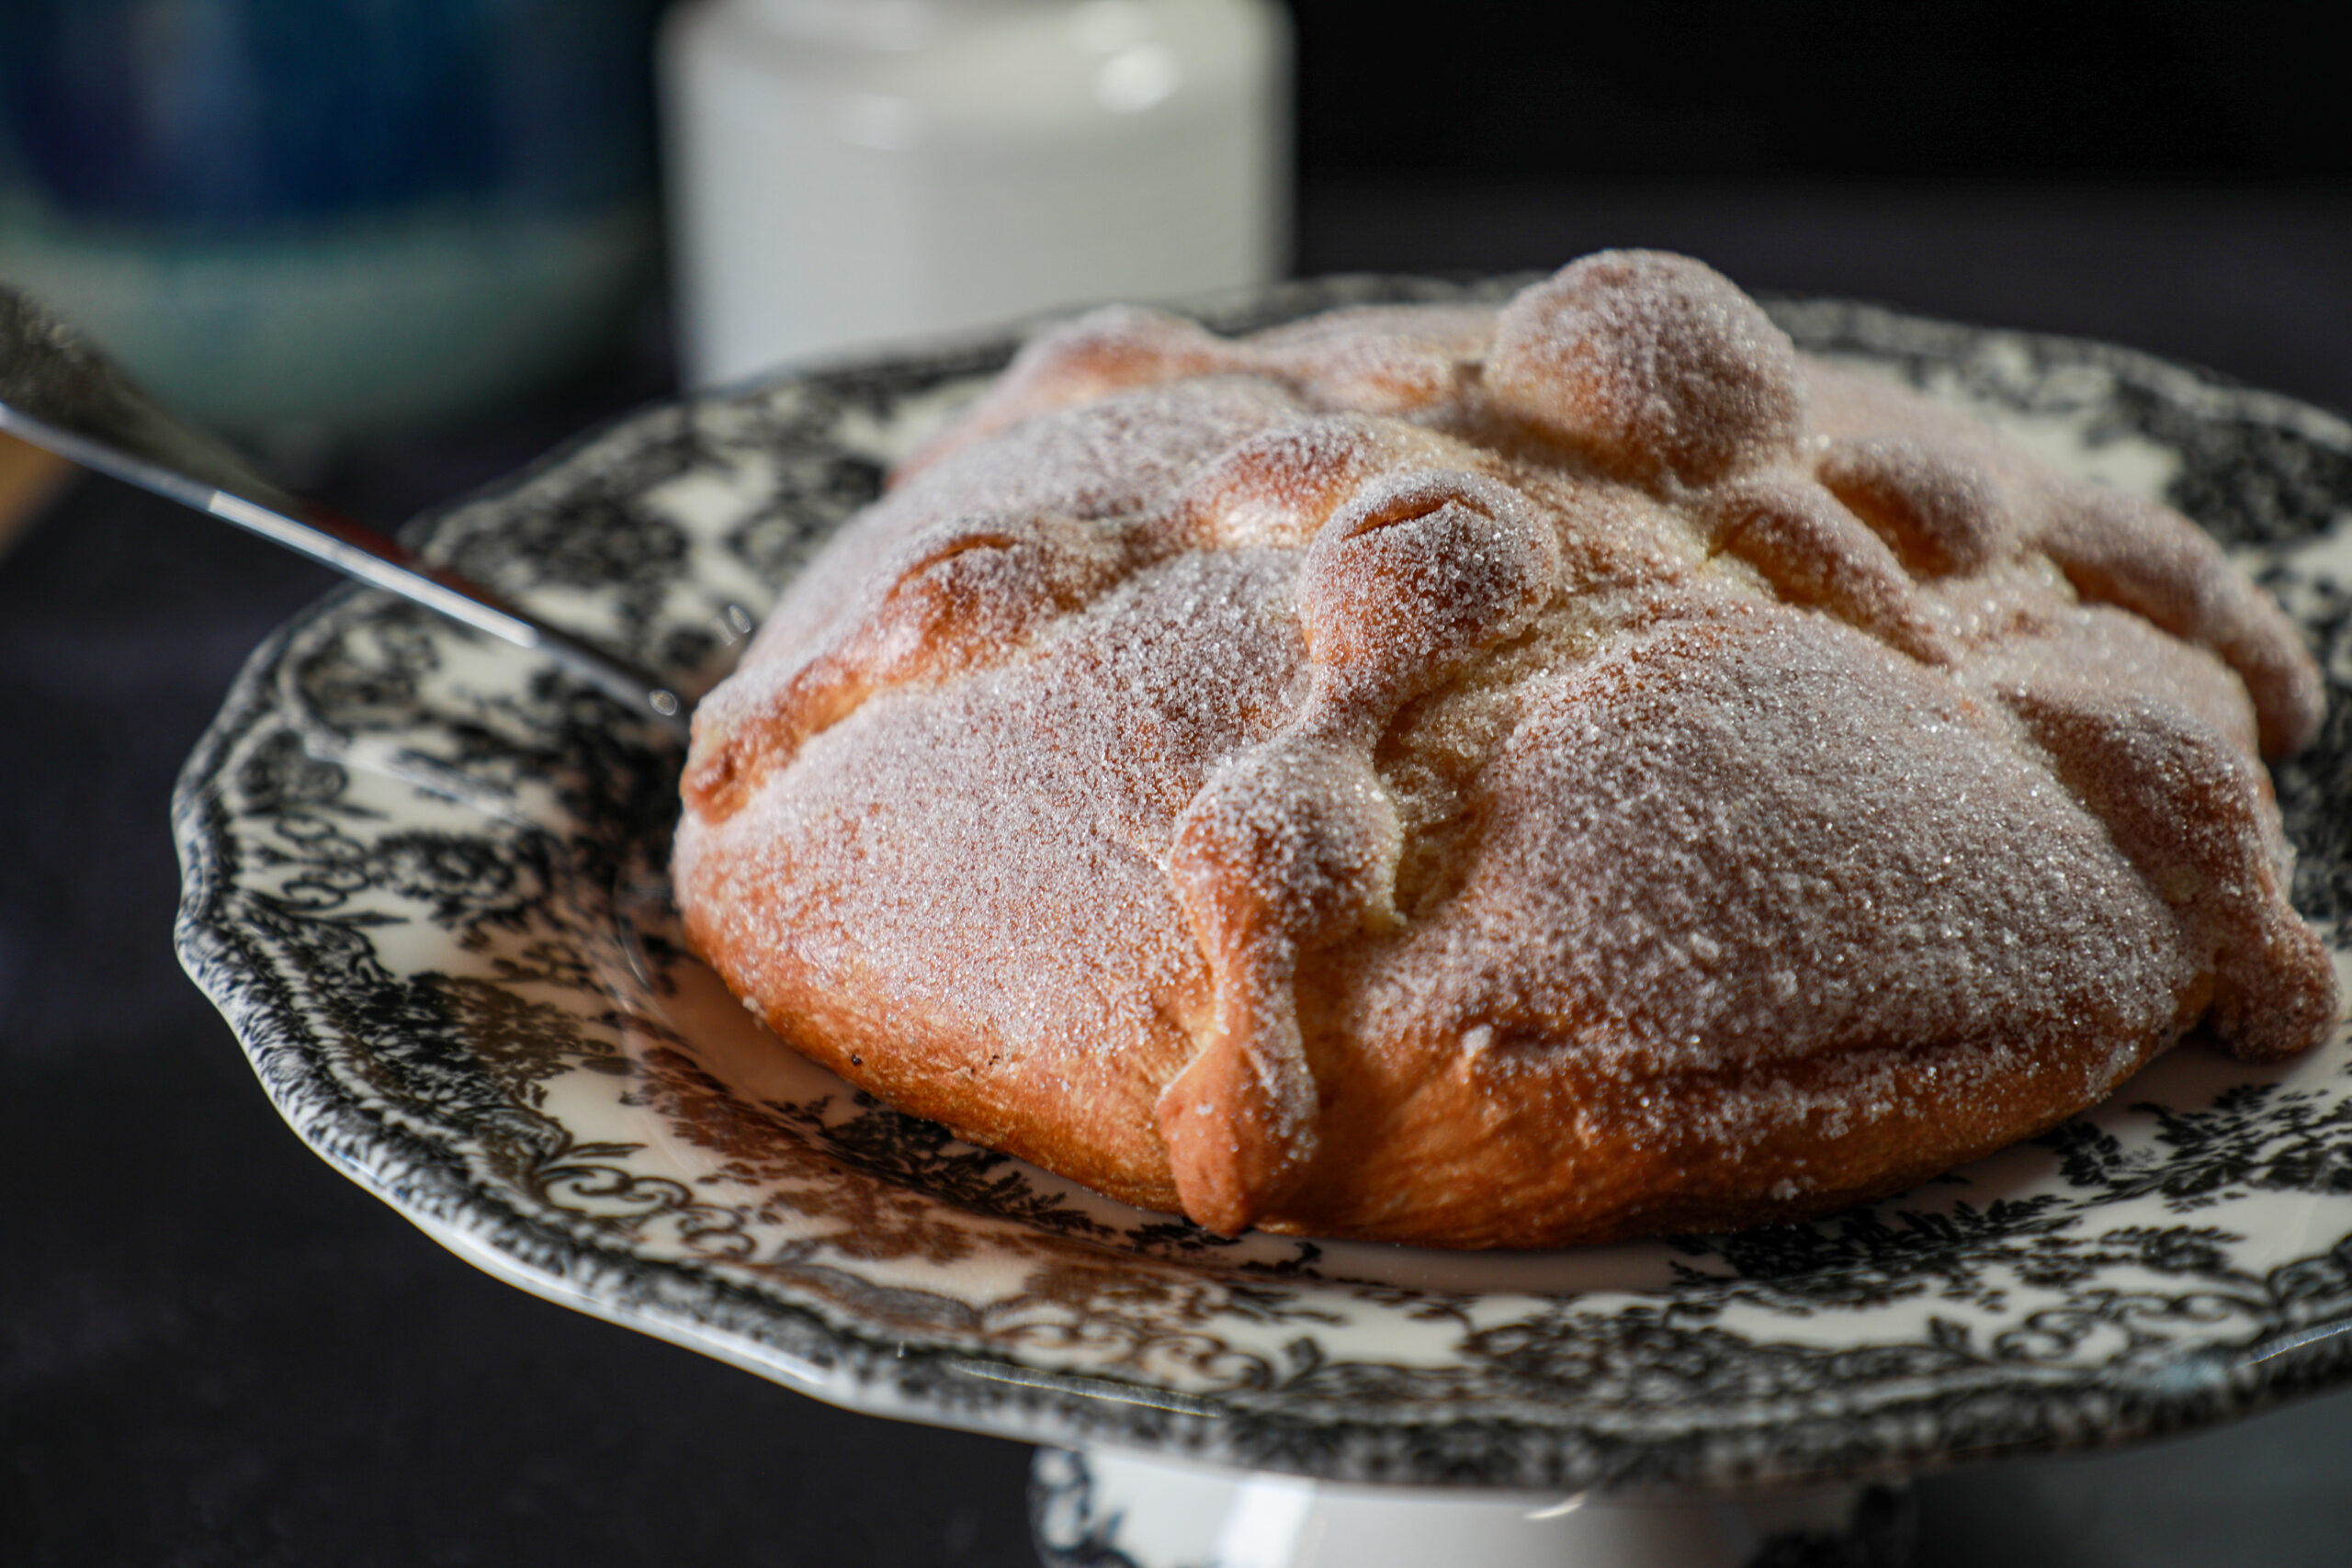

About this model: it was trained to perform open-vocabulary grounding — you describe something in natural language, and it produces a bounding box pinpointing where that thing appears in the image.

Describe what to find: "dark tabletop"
[6,181,2352,1566]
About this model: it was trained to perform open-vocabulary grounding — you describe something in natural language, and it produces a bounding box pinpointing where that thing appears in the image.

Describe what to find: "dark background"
[6,4,2352,1563]
[1289,1,2342,184]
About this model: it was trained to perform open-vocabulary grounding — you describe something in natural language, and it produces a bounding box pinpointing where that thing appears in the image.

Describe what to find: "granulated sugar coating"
[675,251,2338,1248]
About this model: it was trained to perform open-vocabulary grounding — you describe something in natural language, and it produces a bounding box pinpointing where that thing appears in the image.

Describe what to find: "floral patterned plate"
[174,278,2352,1496]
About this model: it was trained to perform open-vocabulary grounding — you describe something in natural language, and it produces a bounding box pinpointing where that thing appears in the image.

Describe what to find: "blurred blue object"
[0,0,663,443]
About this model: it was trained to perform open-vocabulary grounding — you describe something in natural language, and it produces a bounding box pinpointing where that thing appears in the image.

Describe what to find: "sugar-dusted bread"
[675,252,2336,1248]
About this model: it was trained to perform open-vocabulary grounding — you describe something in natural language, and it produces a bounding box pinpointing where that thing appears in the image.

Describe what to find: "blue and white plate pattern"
[174,278,2352,1495]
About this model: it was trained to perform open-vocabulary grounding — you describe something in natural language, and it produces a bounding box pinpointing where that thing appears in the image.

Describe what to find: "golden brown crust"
[675,251,2338,1249]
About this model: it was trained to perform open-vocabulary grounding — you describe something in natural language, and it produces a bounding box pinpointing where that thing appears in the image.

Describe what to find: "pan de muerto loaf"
[675,252,2336,1247]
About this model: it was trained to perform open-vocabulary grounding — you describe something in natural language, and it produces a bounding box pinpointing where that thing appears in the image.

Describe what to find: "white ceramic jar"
[662,0,1290,386]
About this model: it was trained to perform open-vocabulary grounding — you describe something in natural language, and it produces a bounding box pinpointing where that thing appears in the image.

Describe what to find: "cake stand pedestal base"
[1030,1448,1911,1568]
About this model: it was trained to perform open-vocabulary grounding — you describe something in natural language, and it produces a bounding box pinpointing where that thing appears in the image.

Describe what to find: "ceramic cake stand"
[175,279,2352,1567]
